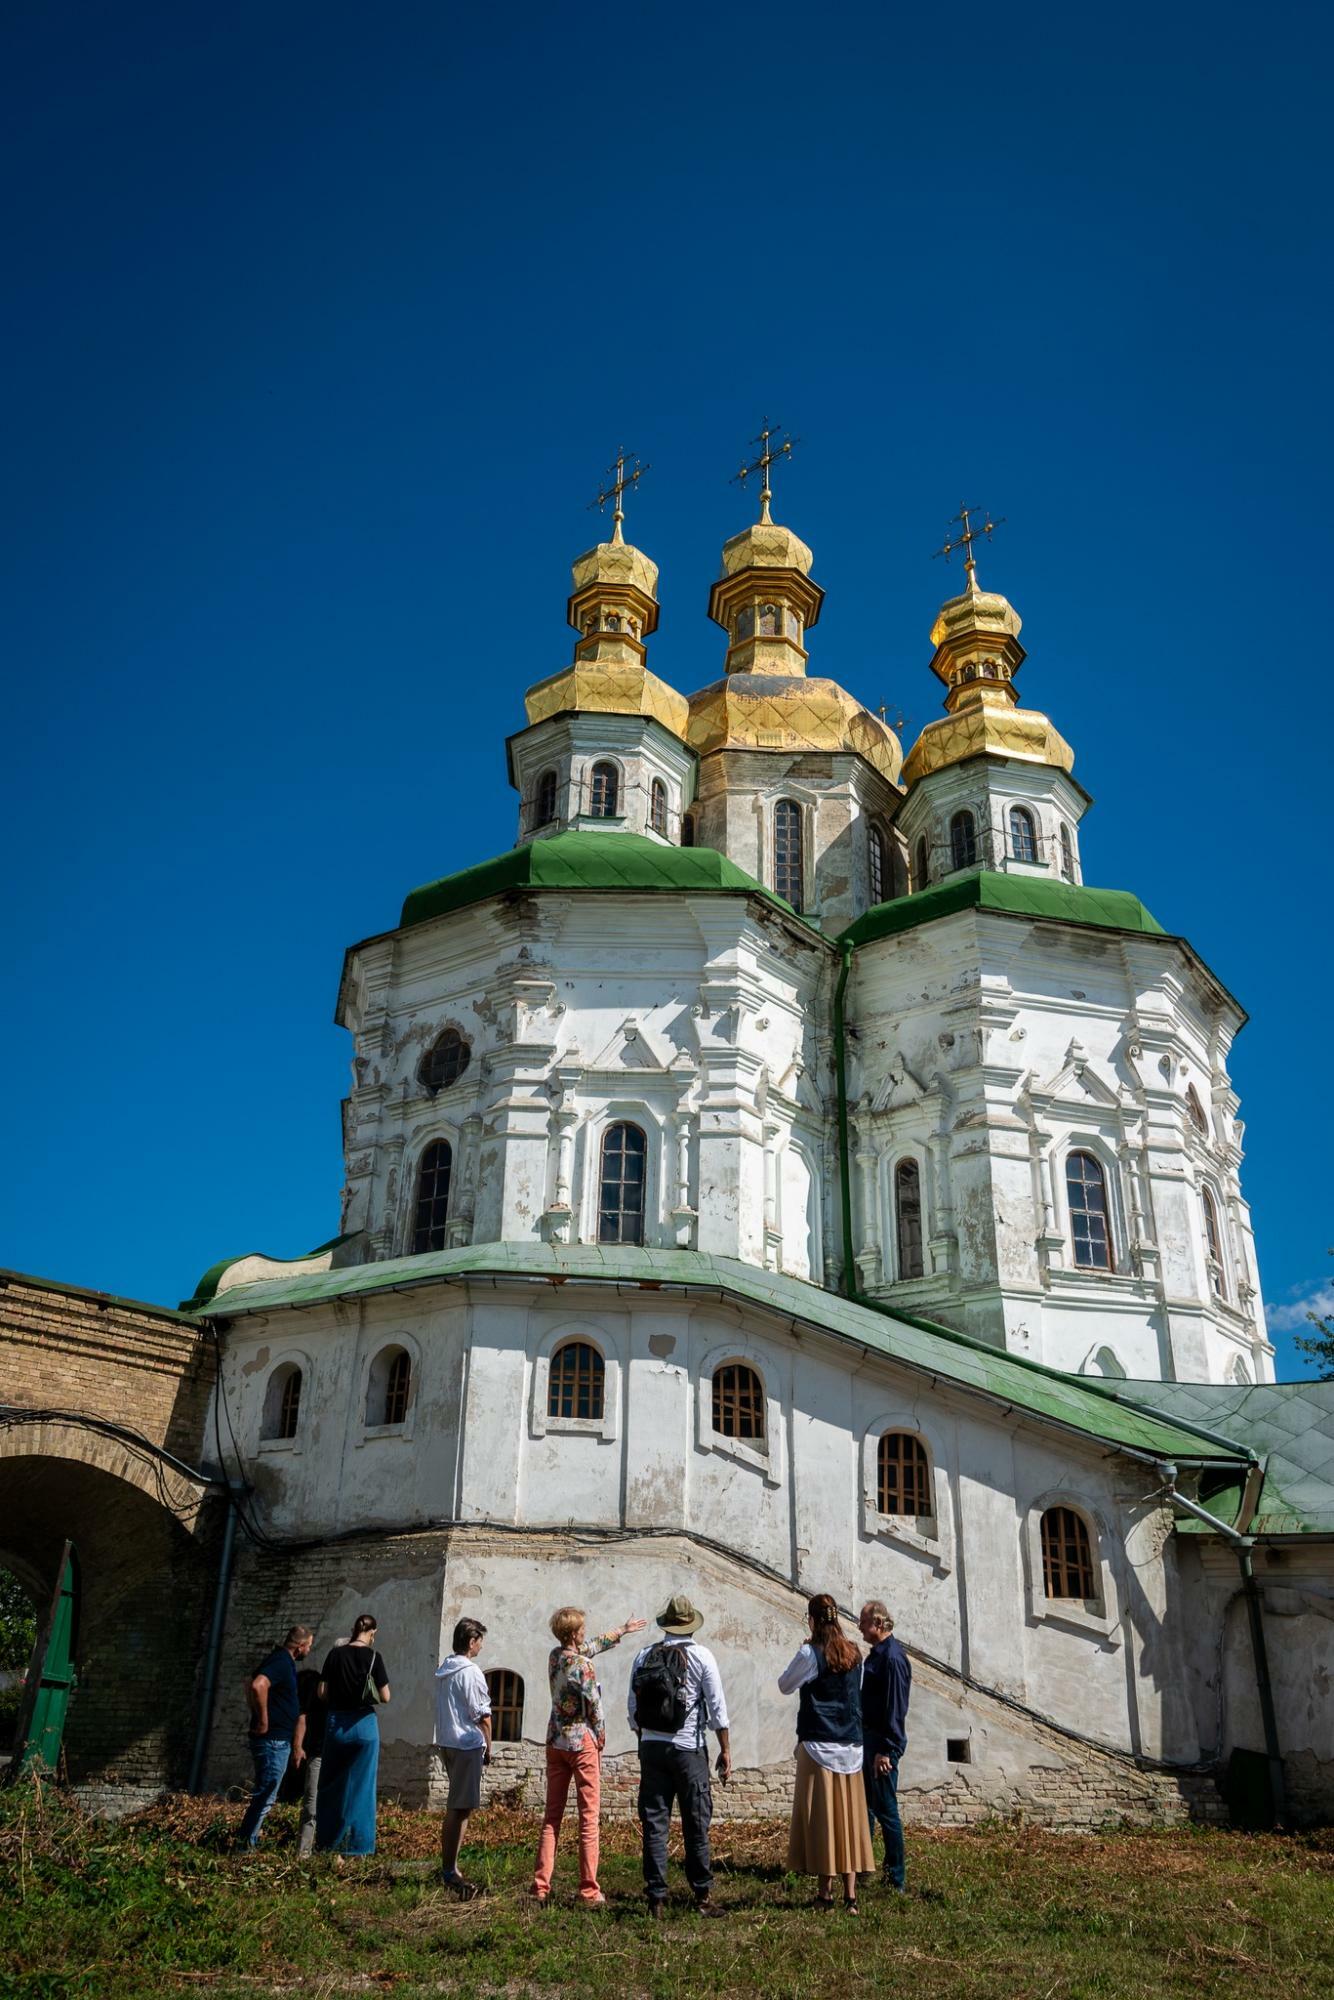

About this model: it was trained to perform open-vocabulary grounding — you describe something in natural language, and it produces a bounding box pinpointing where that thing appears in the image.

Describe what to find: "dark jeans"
[238,1734,292,1847]
[637,1740,713,1903]
[863,1745,905,1888]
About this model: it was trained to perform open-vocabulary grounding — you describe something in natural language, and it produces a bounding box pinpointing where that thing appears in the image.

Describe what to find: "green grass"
[3,1781,1333,1999]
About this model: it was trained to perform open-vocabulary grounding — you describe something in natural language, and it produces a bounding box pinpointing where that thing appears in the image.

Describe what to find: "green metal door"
[11,1541,79,1779]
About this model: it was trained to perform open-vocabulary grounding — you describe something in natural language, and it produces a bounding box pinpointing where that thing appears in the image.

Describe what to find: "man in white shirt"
[433,1617,492,1898]
[627,1593,731,1917]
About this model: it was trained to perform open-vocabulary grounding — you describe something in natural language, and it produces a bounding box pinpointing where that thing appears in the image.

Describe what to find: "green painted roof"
[192,1240,1246,1466]
[1118,1378,1334,1536]
[178,1236,353,1313]
[840,871,1165,950]
[400,831,801,932]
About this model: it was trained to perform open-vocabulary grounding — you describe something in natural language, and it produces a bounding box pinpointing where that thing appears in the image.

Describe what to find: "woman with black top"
[315,1613,391,1855]
[778,1593,875,1913]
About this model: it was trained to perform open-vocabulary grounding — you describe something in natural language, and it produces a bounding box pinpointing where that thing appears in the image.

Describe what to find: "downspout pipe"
[833,938,857,1296]
[188,1486,240,1795]
[1155,1462,1286,1828]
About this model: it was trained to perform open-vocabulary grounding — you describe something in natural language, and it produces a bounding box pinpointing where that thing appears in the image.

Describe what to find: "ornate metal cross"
[933,503,1005,586]
[731,421,798,524]
[589,448,650,543]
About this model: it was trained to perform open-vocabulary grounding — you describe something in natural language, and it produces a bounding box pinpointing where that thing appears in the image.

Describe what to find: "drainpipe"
[833,938,857,1297]
[188,1487,240,1795]
[1155,1462,1286,1828]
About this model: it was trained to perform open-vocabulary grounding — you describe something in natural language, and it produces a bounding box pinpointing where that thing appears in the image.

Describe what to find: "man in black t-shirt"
[237,1624,315,1849]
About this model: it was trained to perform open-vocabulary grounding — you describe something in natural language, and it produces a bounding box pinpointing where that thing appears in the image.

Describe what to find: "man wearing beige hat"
[627,1592,731,1918]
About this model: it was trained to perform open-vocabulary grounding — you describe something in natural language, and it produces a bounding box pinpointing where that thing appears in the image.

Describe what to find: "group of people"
[240,1590,911,1917]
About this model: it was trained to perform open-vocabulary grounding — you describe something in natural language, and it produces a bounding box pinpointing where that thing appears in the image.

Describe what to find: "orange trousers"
[532,1739,602,1901]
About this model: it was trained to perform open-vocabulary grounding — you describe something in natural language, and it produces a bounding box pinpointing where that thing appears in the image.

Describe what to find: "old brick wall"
[210,1525,1227,1831]
[0,1271,221,1793]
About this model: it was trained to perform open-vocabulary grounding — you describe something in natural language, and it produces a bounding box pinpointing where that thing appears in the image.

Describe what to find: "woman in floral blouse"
[532,1604,646,1906]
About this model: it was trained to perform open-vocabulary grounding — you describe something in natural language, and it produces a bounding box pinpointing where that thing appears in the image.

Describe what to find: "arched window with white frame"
[712,1361,765,1442]
[1040,1505,1096,1601]
[589,761,620,818]
[535,768,558,829]
[1066,1150,1113,1271]
[1009,805,1038,863]
[1186,1086,1209,1138]
[547,1339,606,1421]
[261,1362,303,1441]
[412,1139,453,1254]
[868,823,888,906]
[649,778,668,836]
[597,1121,647,1245]
[774,799,804,911]
[877,1430,933,1519]
[950,810,977,872]
[366,1344,412,1428]
[1201,1185,1227,1300]
[893,1158,924,1280]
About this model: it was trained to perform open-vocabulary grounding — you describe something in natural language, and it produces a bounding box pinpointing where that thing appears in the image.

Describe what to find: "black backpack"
[631,1642,695,1734]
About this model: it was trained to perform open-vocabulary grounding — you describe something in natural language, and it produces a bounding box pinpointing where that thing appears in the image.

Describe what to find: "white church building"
[194,479,1334,1828]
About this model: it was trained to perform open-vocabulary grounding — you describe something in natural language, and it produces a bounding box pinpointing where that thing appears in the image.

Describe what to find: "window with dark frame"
[1202,1187,1226,1298]
[894,1159,925,1279]
[420,1028,471,1094]
[1066,1151,1112,1271]
[383,1349,411,1427]
[1059,822,1076,882]
[598,1122,646,1245]
[712,1361,765,1442]
[547,1340,606,1421]
[412,1139,453,1253]
[1040,1506,1096,1600]
[950,810,978,871]
[774,799,803,910]
[914,836,929,891]
[877,1430,933,1517]
[681,812,696,848]
[589,761,619,817]
[649,778,668,835]
[485,1669,525,1742]
[1009,806,1038,863]
[277,1367,302,1440]
[535,768,558,827]
[868,824,887,905]
[1186,1087,1209,1136]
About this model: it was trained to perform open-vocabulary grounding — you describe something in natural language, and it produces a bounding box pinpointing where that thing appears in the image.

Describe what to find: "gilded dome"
[902,577,1073,786]
[569,537,659,603]
[718,519,815,579]
[687,674,902,784]
[902,699,1074,786]
[525,662,688,740]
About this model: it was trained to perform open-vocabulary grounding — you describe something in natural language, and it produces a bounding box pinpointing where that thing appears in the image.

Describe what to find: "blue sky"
[2,1,1330,1372]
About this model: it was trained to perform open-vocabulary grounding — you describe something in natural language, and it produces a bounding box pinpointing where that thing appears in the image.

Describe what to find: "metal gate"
[9,1540,79,1779]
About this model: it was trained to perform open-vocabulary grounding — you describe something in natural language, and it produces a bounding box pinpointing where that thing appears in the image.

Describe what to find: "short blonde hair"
[550,1605,585,1644]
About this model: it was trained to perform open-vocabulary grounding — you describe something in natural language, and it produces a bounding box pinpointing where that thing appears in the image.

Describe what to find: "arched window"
[420,1028,471,1094]
[485,1669,524,1742]
[1229,1356,1253,1387]
[1186,1087,1209,1137]
[949,810,977,872]
[712,1362,765,1441]
[914,836,929,891]
[1084,1345,1126,1380]
[1066,1151,1112,1271]
[535,768,558,828]
[894,1159,924,1279]
[366,1345,412,1428]
[868,824,888,905]
[1009,806,1038,864]
[589,761,619,818]
[681,812,696,848]
[1202,1187,1227,1299]
[649,778,668,835]
[262,1363,303,1441]
[774,799,804,910]
[1059,822,1076,882]
[547,1340,606,1421]
[1040,1506,1096,1600]
[597,1122,646,1245]
[412,1139,453,1254]
[877,1431,933,1518]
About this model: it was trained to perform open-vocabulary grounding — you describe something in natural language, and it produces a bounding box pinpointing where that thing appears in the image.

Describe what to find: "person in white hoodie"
[433,1618,492,1897]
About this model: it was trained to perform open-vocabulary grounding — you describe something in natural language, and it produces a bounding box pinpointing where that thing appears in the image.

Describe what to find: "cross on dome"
[933,503,1006,592]
[731,421,798,525]
[589,448,650,546]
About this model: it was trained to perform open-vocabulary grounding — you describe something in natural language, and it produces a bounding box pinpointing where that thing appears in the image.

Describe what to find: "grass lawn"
[3,1782,1333,2000]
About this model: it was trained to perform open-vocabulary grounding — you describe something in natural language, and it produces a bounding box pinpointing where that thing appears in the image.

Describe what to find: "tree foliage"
[0,1569,37,1674]
[1292,1250,1334,1382]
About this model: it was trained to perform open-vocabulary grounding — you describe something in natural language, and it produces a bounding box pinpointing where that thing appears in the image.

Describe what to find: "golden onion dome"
[901,578,1073,786]
[718,518,816,579]
[686,674,902,784]
[525,661,688,739]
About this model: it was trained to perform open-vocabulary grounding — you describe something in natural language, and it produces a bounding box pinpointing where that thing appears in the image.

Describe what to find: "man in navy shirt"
[858,1600,911,1890]
[237,1624,315,1848]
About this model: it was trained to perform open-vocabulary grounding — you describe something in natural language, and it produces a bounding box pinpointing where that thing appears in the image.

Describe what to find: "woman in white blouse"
[778,1593,875,1912]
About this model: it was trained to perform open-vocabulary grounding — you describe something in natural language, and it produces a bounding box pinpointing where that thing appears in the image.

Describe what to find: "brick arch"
[0,1419,213,1533]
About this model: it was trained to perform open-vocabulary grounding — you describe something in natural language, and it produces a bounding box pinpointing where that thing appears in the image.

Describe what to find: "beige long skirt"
[787,1745,876,1877]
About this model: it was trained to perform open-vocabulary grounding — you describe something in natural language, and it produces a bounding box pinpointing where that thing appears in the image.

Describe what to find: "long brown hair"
[808,1593,860,1675]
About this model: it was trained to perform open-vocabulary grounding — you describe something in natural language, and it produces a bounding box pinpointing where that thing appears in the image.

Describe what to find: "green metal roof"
[178,1235,353,1314]
[1118,1378,1334,1535]
[840,871,1165,950]
[192,1240,1247,1467]
[400,831,803,932]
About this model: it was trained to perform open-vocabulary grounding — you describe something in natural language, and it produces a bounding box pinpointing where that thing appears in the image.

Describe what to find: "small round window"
[419,1027,471,1093]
